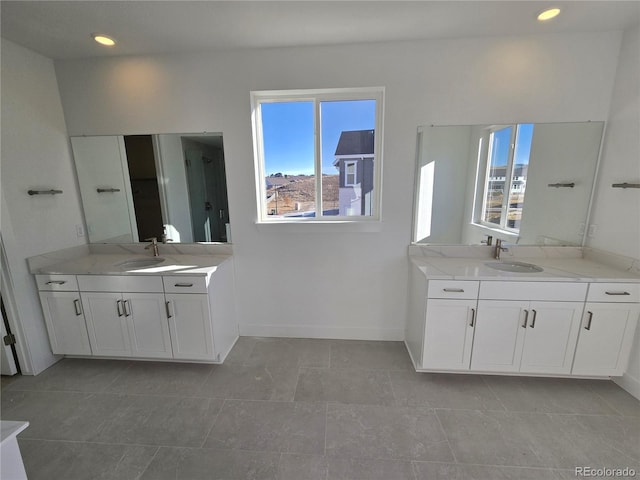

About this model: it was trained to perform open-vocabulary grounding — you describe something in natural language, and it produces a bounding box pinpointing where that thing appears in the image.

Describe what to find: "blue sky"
[261,99,376,175]
[491,123,534,167]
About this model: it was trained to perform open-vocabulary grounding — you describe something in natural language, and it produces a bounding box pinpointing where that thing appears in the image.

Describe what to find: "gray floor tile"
[3,358,130,393]
[245,337,331,368]
[95,394,223,447]
[413,462,564,480]
[584,380,640,417]
[278,454,416,480]
[1,374,20,390]
[294,367,396,405]
[330,340,413,371]
[105,361,216,396]
[204,399,326,454]
[140,446,280,480]
[390,371,505,410]
[199,363,299,401]
[19,439,157,480]
[1,390,124,441]
[435,409,544,467]
[223,336,259,365]
[483,376,621,415]
[326,403,454,461]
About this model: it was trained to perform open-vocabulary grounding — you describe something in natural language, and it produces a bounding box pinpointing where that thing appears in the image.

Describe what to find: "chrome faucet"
[494,239,508,260]
[144,237,160,257]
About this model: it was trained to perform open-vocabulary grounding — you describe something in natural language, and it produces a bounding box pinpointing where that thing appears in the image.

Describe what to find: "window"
[251,88,384,222]
[479,124,533,232]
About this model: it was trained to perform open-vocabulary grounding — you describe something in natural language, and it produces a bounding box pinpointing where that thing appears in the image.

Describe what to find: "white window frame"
[251,87,384,223]
[344,160,358,187]
[479,125,520,233]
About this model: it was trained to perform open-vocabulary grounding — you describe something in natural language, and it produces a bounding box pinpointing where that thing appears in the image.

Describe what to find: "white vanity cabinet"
[78,276,173,359]
[163,276,215,360]
[36,275,92,355]
[421,281,478,371]
[572,283,640,377]
[471,282,586,375]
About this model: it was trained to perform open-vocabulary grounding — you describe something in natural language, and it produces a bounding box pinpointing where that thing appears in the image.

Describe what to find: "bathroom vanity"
[406,246,640,378]
[31,251,238,363]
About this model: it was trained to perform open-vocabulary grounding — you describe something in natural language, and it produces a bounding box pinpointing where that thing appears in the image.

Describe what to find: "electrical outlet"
[587,224,597,237]
[75,224,85,238]
[578,223,586,235]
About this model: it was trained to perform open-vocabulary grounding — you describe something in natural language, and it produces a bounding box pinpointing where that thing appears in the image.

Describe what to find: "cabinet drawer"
[479,281,587,302]
[77,275,163,293]
[587,283,640,303]
[35,274,79,291]
[163,276,208,294]
[427,280,479,299]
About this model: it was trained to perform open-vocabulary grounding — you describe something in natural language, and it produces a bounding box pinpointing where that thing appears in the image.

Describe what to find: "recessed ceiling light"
[91,33,116,47]
[537,8,561,21]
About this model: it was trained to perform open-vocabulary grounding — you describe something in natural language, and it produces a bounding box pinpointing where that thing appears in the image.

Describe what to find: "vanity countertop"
[410,255,640,283]
[31,253,232,276]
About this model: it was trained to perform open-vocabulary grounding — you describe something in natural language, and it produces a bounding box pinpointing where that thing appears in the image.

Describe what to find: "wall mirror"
[412,121,604,245]
[71,133,230,244]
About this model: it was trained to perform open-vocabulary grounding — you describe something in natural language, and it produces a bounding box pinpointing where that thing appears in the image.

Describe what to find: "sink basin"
[484,261,544,273]
[116,257,165,269]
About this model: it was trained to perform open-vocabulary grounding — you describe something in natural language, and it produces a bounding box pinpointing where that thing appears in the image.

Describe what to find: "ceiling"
[2,1,639,60]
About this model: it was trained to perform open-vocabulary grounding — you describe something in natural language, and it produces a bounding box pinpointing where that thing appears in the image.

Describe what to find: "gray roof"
[334,130,375,156]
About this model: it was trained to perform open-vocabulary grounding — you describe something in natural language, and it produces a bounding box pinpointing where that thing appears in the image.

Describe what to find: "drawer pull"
[522,309,529,328]
[585,311,593,330]
[605,291,631,296]
[46,280,67,285]
[73,299,82,316]
[165,301,173,318]
[469,308,476,327]
[443,288,464,293]
[530,309,537,328]
[123,300,131,317]
[174,283,194,288]
[116,300,124,317]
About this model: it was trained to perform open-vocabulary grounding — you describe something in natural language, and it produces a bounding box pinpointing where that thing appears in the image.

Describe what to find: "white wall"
[1,39,86,373]
[51,32,622,340]
[587,27,640,396]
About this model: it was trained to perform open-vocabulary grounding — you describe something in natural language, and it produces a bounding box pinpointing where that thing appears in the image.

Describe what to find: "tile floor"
[1,337,639,479]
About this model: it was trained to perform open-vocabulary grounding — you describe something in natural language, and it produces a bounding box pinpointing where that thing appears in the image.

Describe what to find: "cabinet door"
[82,292,131,357]
[39,291,91,355]
[124,293,173,359]
[572,303,640,377]
[519,301,583,375]
[165,293,215,360]
[422,299,476,371]
[470,300,527,373]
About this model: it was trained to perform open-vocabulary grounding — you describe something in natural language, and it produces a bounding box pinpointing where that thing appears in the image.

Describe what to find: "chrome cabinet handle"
[123,300,131,317]
[174,283,194,288]
[443,288,464,293]
[585,311,593,330]
[46,280,66,285]
[116,300,124,317]
[530,309,537,328]
[522,309,529,328]
[605,291,631,296]
[469,308,476,327]
[73,299,82,316]
[165,301,173,318]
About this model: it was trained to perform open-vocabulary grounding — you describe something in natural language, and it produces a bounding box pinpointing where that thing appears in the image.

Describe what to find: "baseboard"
[239,323,404,341]
[613,372,640,400]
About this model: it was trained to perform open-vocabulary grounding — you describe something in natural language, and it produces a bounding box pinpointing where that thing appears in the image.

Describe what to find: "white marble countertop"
[31,253,232,276]
[410,256,640,282]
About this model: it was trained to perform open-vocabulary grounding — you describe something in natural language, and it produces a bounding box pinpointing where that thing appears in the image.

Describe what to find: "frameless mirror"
[71,133,230,244]
[412,122,604,245]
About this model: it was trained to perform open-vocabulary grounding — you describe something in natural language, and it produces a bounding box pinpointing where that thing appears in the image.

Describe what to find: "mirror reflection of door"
[182,137,229,243]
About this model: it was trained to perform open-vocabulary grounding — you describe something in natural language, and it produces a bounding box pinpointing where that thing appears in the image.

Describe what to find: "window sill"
[255,219,382,233]
[470,223,520,241]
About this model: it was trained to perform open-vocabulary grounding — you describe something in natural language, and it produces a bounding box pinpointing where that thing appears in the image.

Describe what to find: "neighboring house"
[333,129,375,216]
[487,164,528,194]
